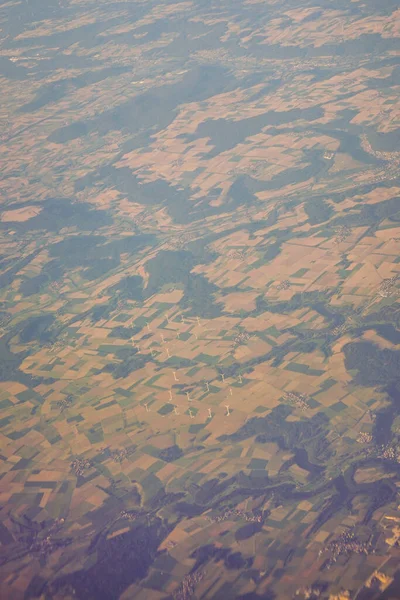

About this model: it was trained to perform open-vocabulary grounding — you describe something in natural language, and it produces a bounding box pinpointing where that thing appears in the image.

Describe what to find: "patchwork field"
[0,0,399,599]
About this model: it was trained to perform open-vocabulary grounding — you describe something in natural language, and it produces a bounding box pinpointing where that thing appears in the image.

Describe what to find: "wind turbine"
[173,371,179,382]
[225,405,230,417]
[205,381,209,392]
[207,408,212,419]
[146,322,151,332]
[144,403,150,412]
[188,408,194,419]
[238,374,243,384]
[166,348,171,359]
[221,373,225,383]
[196,316,201,327]
[169,390,173,401]
[229,387,233,396]
[186,391,192,402]
[160,334,165,344]
[174,405,179,415]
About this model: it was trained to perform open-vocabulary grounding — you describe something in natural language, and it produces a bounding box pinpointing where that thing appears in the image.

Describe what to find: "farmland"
[0,0,399,598]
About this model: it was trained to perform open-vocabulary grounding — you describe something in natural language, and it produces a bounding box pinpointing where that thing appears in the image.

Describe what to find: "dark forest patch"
[19,261,63,297]
[49,65,233,144]
[19,315,55,344]
[43,518,170,600]
[343,340,400,387]
[106,275,144,302]
[304,198,333,225]
[18,66,131,113]
[181,107,324,158]
[0,198,111,233]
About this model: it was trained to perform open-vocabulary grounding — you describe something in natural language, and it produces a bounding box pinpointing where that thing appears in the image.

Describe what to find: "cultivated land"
[0,0,399,599]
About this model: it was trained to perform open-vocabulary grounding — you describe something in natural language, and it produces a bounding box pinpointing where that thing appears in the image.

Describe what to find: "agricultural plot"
[0,0,399,598]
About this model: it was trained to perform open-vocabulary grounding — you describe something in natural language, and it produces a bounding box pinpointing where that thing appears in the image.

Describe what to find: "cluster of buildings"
[322,530,371,568]
[285,391,310,412]
[174,571,205,600]
[205,508,264,524]
[377,275,399,298]
[70,457,91,477]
